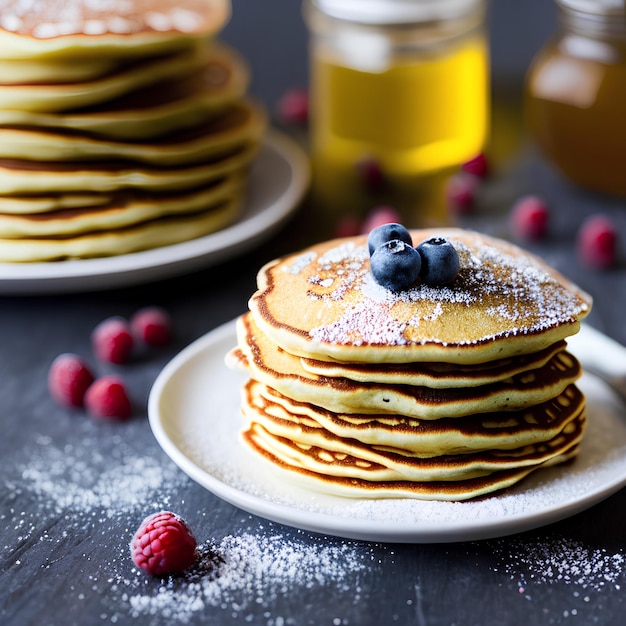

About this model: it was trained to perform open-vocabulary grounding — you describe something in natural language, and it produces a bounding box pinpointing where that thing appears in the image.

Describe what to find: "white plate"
[0,130,309,294]
[148,321,626,543]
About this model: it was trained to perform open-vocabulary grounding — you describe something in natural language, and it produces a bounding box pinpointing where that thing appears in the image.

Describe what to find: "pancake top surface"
[249,228,592,363]
[0,0,229,39]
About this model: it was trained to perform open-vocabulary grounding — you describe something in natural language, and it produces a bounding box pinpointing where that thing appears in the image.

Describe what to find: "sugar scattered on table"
[4,434,377,624]
[491,535,625,593]
[122,531,371,622]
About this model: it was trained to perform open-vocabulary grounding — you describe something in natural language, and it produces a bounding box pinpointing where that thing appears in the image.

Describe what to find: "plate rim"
[0,129,310,294]
[148,320,626,543]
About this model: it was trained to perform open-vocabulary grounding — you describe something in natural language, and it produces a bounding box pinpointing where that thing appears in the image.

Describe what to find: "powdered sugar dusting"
[0,0,219,38]
[301,236,590,347]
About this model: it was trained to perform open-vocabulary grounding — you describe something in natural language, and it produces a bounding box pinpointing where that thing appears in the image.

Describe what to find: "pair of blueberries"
[368,223,460,291]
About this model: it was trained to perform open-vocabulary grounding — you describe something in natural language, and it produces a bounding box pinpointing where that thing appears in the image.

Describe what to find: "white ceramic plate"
[0,130,309,294]
[148,321,626,543]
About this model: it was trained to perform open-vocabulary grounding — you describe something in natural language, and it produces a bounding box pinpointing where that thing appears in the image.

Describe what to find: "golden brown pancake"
[0,175,243,238]
[243,422,583,501]
[234,313,582,419]
[0,144,258,195]
[300,340,567,388]
[0,0,230,59]
[243,379,586,456]
[0,197,240,261]
[0,43,249,139]
[0,100,265,165]
[249,229,591,365]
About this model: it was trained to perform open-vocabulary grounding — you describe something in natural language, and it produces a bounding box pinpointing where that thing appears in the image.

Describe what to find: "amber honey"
[304,0,489,226]
[525,2,626,196]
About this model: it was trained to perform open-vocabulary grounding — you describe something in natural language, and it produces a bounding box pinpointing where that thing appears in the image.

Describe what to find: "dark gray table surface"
[2,3,626,626]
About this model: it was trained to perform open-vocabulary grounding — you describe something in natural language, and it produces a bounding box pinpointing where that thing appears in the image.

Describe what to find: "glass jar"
[525,0,626,196]
[303,0,489,227]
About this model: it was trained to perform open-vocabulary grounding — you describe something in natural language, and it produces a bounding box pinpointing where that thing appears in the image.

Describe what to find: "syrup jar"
[303,0,489,227]
[525,0,626,196]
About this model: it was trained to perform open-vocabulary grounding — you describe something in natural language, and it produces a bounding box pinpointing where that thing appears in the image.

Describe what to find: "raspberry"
[276,87,309,126]
[577,214,618,269]
[361,205,402,234]
[92,316,133,364]
[130,511,197,576]
[445,172,480,214]
[355,157,385,193]
[333,215,362,239]
[510,195,549,240]
[84,375,132,420]
[461,152,489,178]
[130,307,173,347]
[48,353,95,408]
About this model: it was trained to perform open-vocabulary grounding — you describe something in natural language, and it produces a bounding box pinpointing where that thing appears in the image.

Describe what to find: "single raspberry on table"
[276,87,309,126]
[577,214,618,269]
[333,215,363,239]
[48,353,95,408]
[355,157,385,193]
[91,316,134,364]
[510,195,550,240]
[445,172,480,214]
[130,511,197,576]
[130,306,173,347]
[461,152,489,178]
[84,375,132,420]
[361,205,402,234]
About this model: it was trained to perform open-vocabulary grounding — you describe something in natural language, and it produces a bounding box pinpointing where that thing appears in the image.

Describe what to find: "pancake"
[0,0,230,60]
[244,379,586,456]
[0,174,243,238]
[0,144,258,195]
[244,412,585,482]
[0,43,249,139]
[249,229,591,365]
[243,422,582,501]
[0,56,119,84]
[0,197,240,261]
[0,193,111,214]
[0,99,265,165]
[234,313,582,419]
[300,340,567,388]
[0,45,208,113]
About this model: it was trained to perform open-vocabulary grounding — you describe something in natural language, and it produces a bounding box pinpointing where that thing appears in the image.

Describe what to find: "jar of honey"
[303,0,489,228]
[525,0,626,196]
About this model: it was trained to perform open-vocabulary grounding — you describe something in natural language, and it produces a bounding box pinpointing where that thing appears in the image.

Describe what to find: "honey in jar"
[304,0,489,227]
[526,0,626,196]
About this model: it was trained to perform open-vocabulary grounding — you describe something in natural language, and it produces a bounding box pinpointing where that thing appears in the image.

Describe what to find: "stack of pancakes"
[0,0,266,262]
[227,228,593,501]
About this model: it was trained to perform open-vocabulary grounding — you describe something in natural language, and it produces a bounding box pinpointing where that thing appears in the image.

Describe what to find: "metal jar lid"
[557,0,624,15]
[311,0,485,25]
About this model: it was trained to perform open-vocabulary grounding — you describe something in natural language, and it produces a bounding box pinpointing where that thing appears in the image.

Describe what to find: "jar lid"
[311,0,483,24]
[558,0,624,14]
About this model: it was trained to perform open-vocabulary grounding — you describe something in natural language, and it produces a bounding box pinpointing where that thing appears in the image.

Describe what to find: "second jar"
[304,0,490,229]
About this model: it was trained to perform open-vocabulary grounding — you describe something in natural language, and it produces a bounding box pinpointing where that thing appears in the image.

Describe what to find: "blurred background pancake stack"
[0,0,266,262]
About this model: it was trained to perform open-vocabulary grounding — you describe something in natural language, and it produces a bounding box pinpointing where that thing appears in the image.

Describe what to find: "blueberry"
[367,222,412,256]
[370,239,421,291]
[416,237,460,286]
